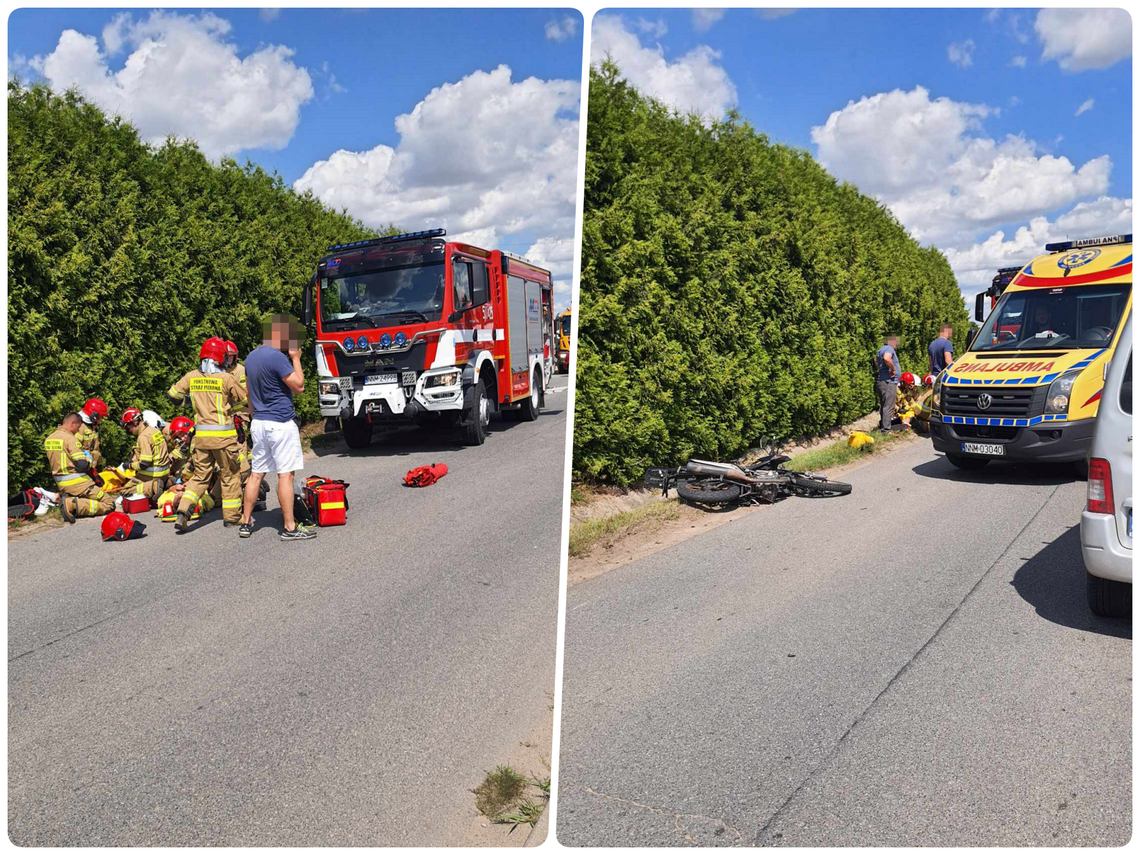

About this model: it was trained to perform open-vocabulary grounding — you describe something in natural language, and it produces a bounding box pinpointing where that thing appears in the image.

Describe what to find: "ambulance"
[302,229,555,448]
[930,234,1132,469]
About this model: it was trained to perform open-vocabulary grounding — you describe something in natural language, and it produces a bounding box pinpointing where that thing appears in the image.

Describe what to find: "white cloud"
[294,65,579,293]
[525,237,576,306]
[28,11,312,158]
[1075,97,1095,116]
[1035,8,1132,71]
[985,9,1001,24]
[947,39,976,68]
[758,9,797,20]
[1009,95,1021,106]
[634,17,668,39]
[811,86,1111,245]
[944,197,1133,289]
[1008,12,1031,45]
[591,14,736,120]
[692,9,726,32]
[1008,55,1027,68]
[545,15,578,43]
[259,9,280,23]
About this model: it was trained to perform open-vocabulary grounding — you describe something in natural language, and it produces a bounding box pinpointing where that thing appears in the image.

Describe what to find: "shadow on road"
[912,455,1080,487]
[1010,524,1132,640]
[309,409,562,459]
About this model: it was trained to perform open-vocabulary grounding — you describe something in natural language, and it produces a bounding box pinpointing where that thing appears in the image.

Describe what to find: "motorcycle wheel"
[676,479,741,506]
[788,472,852,497]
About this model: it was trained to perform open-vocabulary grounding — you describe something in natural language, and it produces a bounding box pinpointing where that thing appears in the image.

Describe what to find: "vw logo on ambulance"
[977,393,992,411]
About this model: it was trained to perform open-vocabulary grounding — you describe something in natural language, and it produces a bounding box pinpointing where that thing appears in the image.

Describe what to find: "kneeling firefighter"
[45,412,114,522]
[119,407,171,504]
[76,397,109,468]
[167,337,248,531]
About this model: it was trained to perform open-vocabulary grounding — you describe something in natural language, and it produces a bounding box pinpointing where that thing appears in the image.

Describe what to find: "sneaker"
[280,525,317,541]
[60,498,76,524]
[238,522,253,538]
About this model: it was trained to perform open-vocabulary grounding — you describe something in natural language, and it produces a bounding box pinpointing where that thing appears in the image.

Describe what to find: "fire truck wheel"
[462,379,491,446]
[518,369,542,422]
[342,417,373,449]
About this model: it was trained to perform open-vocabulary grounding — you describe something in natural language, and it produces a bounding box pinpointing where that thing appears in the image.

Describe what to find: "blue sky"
[9,7,584,306]
[593,8,1132,296]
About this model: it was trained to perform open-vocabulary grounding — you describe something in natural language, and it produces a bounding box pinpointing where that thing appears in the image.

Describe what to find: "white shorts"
[250,418,304,474]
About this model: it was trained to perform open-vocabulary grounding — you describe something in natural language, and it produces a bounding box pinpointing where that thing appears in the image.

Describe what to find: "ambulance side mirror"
[965,328,977,350]
[974,293,986,323]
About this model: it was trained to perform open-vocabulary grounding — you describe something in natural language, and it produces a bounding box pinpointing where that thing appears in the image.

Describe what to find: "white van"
[1080,308,1132,617]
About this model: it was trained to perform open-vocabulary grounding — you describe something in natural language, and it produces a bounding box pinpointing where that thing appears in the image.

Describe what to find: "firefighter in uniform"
[223,340,253,488]
[76,398,109,469]
[119,407,171,504]
[45,412,115,522]
[163,416,196,481]
[167,337,248,531]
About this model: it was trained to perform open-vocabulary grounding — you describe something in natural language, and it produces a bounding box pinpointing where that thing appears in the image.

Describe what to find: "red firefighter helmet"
[900,371,916,386]
[101,511,147,542]
[120,407,143,427]
[169,416,196,438]
[923,373,935,387]
[222,339,239,369]
[82,398,109,423]
[200,337,226,364]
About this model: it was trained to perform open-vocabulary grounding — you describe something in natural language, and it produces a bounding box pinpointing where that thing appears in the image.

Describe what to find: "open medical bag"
[302,476,349,527]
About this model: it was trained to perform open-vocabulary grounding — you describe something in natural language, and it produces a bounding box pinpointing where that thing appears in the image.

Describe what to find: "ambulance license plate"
[962,442,1004,456]
[365,373,397,385]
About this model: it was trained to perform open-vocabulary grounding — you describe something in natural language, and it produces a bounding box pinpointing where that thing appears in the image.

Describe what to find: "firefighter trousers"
[126,477,168,505]
[61,481,114,518]
[181,439,243,523]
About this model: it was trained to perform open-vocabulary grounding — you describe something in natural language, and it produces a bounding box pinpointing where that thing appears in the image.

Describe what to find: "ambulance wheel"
[518,369,542,422]
[342,417,373,449]
[462,379,490,446]
[947,454,988,471]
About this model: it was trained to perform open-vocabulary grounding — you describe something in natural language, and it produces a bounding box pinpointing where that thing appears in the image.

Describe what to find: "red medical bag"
[121,495,151,514]
[303,476,349,527]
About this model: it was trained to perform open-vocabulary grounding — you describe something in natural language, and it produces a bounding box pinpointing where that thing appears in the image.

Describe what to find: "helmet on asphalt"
[169,416,196,439]
[101,511,147,542]
[923,373,935,387]
[900,372,916,386]
[223,340,239,369]
[120,407,143,427]
[81,398,109,424]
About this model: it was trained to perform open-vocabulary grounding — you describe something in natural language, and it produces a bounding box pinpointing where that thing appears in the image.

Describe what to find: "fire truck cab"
[555,308,572,373]
[302,229,555,448]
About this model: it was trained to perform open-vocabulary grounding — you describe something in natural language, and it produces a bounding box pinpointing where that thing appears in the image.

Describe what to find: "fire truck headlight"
[426,370,461,388]
[319,381,340,397]
[343,337,355,352]
[394,331,408,347]
[356,335,369,351]
[380,333,393,348]
[1044,370,1081,414]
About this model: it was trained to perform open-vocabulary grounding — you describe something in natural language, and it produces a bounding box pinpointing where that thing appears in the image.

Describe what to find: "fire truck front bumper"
[319,369,465,420]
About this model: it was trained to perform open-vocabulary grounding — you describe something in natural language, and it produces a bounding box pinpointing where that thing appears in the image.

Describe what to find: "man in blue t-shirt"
[876,334,901,431]
[928,324,954,376]
[239,313,315,541]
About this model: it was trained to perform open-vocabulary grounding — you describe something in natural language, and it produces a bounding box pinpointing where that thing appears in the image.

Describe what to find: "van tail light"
[1087,458,1115,515]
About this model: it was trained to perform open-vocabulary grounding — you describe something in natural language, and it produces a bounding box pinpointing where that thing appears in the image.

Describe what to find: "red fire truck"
[301,229,554,448]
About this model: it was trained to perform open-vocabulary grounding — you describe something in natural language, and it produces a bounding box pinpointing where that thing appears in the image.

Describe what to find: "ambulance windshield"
[320,262,446,328]
[971,283,1131,351]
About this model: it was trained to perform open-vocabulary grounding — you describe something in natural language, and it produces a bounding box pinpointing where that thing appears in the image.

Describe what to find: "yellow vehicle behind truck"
[931,234,1132,469]
[555,308,572,373]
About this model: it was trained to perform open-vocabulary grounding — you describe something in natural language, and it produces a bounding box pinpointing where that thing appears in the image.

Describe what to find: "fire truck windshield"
[320,262,446,328]
[971,283,1131,352]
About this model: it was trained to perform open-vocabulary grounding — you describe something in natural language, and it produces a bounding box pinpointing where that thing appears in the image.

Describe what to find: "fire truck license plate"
[962,442,1004,456]
[365,373,397,385]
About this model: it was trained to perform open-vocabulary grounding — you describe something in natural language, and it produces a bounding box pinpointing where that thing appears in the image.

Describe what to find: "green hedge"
[574,64,968,485]
[8,81,385,488]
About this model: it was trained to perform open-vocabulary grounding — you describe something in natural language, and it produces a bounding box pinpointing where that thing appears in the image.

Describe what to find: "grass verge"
[788,427,913,472]
[567,500,681,559]
[473,765,527,819]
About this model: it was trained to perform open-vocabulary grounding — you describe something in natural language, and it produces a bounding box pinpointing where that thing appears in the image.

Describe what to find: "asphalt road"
[8,377,568,846]
[557,441,1131,846]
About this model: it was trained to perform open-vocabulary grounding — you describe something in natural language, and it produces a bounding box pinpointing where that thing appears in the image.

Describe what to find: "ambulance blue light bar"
[326,228,446,252]
[1045,234,1131,252]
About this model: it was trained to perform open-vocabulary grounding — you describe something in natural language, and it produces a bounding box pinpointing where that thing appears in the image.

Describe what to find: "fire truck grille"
[943,386,1037,418]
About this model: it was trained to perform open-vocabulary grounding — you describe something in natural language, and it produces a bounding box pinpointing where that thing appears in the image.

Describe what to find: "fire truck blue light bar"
[1045,234,1131,252]
[326,228,446,252]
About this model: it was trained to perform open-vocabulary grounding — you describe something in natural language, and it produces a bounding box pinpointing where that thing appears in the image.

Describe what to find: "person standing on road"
[928,324,954,376]
[876,334,901,431]
[239,314,315,542]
